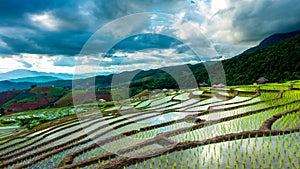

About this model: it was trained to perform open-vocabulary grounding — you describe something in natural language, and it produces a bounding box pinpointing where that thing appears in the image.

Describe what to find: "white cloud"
[0,54,75,74]
[71,47,204,75]
[73,46,202,75]
[151,25,165,34]
[0,57,26,73]
[29,12,61,31]
[210,0,230,14]
[193,0,211,16]
[103,57,113,62]
[28,11,81,31]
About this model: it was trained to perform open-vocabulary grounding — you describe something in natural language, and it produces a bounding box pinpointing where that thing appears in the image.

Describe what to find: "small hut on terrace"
[199,82,208,87]
[256,77,269,84]
[212,83,226,88]
[99,99,106,103]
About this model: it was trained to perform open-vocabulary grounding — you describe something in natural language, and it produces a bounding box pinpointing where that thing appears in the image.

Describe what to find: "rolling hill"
[0,86,68,114]
[242,30,300,55]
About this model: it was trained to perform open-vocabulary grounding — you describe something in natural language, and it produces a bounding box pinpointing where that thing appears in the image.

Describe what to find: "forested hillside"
[129,32,300,94]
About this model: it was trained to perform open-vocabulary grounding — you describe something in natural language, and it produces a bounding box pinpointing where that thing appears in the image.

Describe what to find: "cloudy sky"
[0,0,299,75]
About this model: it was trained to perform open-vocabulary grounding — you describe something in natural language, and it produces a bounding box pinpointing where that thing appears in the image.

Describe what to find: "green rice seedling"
[199,162,203,169]
[149,161,153,169]
[227,148,231,160]
[251,155,255,168]
[193,162,197,169]
[293,141,299,155]
[288,149,293,164]
[269,153,274,167]
[279,156,284,168]
[273,111,300,130]
[209,157,213,167]
[158,156,162,168]
[186,156,191,168]
[234,160,238,169]
[202,155,206,166]
[213,144,217,156]
[225,157,230,169]
[242,152,247,166]
[165,153,169,168]
[172,161,177,169]
[255,150,259,163]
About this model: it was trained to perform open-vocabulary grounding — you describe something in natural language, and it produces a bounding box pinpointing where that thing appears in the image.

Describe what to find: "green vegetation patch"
[273,111,300,130]
[0,107,80,129]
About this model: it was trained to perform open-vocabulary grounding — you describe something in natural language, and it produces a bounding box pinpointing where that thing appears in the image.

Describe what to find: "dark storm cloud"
[0,31,90,55]
[0,1,81,33]
[0,0,100,56]
[0,0,67,21]
[91,0,185,22]
[230,0,300,42]
[0,35,41,54]
[108,34,182,54]
[0,0,188,56]
[0,0,299,57]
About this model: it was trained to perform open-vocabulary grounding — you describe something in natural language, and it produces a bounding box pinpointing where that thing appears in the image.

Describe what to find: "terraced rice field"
[0,84,299,169]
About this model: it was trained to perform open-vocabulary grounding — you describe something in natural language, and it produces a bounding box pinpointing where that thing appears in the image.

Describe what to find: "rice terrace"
[0,81,299,169]
[1,1,300,169]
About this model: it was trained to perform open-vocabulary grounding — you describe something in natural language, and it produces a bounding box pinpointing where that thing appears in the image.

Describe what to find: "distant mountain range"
[0,70,85,91]
[0,30,299,93]
[9,76,63,83]
[0,69,73,82]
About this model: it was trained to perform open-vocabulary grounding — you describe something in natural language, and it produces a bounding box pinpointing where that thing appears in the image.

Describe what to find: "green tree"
[0,107,5,116]
[30,84,37,88]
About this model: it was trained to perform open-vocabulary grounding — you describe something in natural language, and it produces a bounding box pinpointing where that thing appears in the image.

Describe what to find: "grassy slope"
[0,86,68,114]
